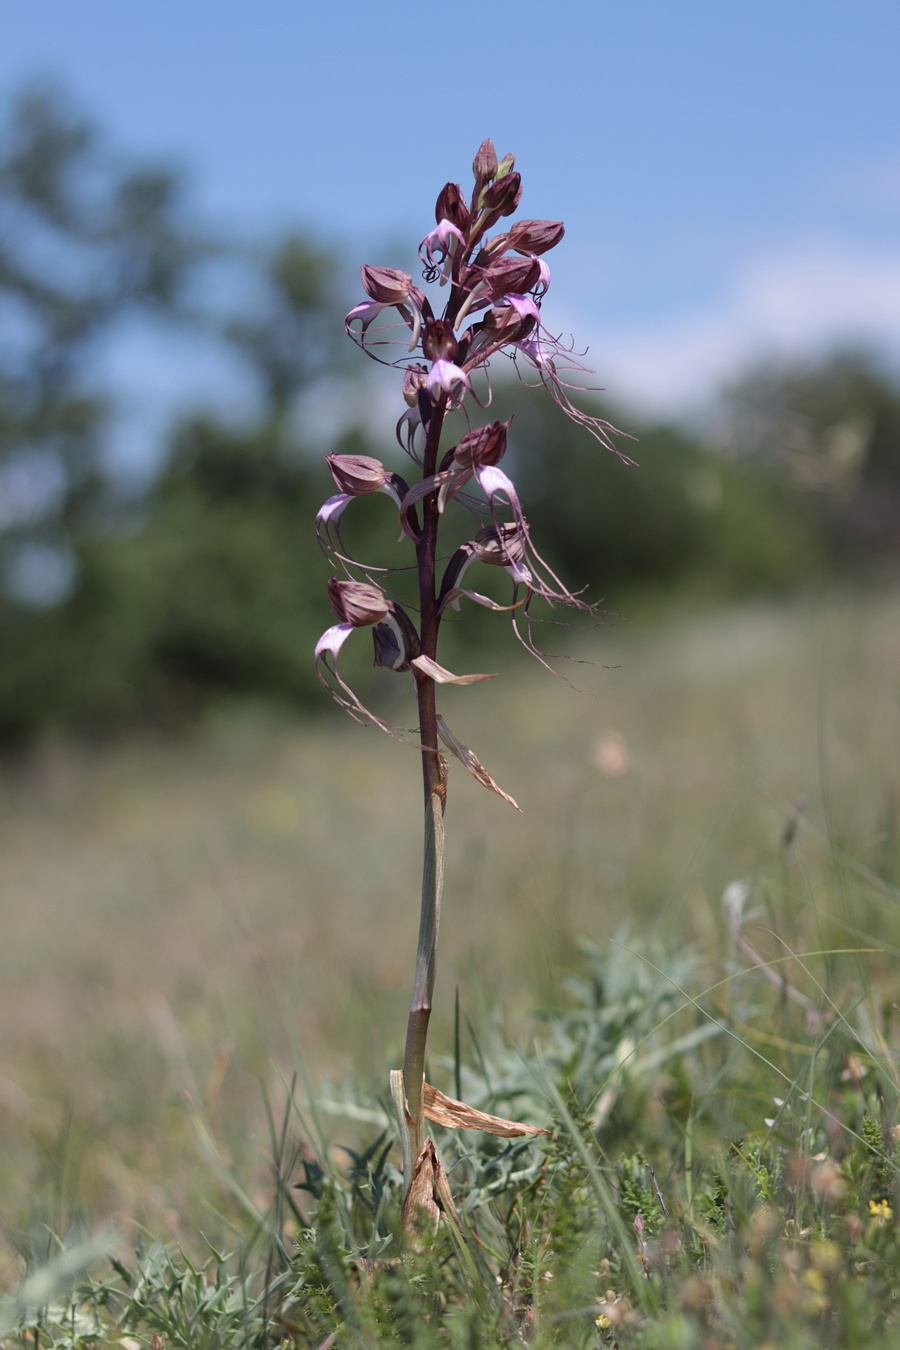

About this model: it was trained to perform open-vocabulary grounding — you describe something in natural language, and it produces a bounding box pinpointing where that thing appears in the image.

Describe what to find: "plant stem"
[399,781,445,1184]
[399,395,449,1184]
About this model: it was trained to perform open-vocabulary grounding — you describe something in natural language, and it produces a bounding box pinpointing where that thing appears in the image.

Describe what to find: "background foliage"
[2,86,900,1347]
[2,88,900,748]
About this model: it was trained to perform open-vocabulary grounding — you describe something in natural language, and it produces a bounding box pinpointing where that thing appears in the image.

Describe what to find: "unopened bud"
[495,152,516,179]
[435,182,470,233]
[327,578,389,627]
[475,232,510,262]
[472,139,498,184]
[361,265,412,304]
[480,172,523,222]
[326,453,389,496]
[506,219,565,256]
[453,419,511,470]
[472,522,528,567]
[422,318,459,362]
[481,255,542,300]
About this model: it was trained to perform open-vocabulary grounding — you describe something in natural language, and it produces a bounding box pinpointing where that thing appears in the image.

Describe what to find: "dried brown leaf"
[423,1081,548,1137]
[401,1139,463,1235]
[436,714,522,811]
[434,753,449,812]
[411,655,498,685]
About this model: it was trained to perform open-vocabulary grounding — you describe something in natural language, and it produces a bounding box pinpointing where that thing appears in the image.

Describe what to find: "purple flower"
[316,583,419,735]
[419,220,467,284]
[452,419,510,470]
[318,139,633,735]
[345,264,428,353]
[426,358,471,402]
[476,170,523,234]
[434,182,471,233]
[326,452,407,503]
[314,143,641,1218]
[514,330,636,463]
[505,219,566,256]
[327,578,390,627]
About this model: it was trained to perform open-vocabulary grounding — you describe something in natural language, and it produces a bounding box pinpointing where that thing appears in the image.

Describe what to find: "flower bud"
[453,419,511,470]
[360,265,412,304]
[472,139,498,184]
[435,182,470,233]
[422,318,459,363]
[472,522,528,567]
[480,171,523,223]
[481,255,542,300]
[473,232,510,263]
[326,453,389,496]
[506,219,565,256]
[327,578,389,627]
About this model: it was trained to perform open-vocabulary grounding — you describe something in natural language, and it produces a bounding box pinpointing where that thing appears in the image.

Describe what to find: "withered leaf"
[423,1081,547,1137]
[401,1139,463,1235]
[411,655,498,685]
[436,714,522,811]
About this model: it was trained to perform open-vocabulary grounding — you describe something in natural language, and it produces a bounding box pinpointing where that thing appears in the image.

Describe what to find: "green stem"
[398,783,445,1184]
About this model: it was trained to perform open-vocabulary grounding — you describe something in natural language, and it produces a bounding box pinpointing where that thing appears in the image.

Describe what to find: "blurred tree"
[225,233,342,426]
[0,86,205,603]
[0,87,346,745]
[721,350,900,563]
[91,230,352,726]
[488,383,821,602]
[0,87,887,748]
[32,420,328,734]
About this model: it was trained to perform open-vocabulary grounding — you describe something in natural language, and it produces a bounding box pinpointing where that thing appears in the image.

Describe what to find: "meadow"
[1,582,899,1346]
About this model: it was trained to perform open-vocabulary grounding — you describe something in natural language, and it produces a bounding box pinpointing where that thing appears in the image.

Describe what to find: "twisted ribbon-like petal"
[426,359,471,402]
[315,622,420,743]
[419,220,466,283]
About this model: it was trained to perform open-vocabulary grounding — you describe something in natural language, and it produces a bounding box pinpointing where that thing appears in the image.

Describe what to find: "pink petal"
[314,623,355,660]
[475,465,521,511]
[316,494,352,525]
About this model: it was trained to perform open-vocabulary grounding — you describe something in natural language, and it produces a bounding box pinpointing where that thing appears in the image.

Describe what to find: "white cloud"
[575,239,900,415]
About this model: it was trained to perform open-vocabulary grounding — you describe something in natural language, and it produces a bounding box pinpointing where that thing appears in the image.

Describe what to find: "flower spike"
[321,140,633,746]
[315,141,633,1219]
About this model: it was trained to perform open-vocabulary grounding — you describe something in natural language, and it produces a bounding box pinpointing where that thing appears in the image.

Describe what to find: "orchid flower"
[345,265,429,355]
[425,357,471,402]
[314,141,631,1214]
[419,220,466,284]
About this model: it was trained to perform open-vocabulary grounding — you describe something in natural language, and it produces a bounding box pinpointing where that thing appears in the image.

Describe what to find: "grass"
[1,583,899,1344]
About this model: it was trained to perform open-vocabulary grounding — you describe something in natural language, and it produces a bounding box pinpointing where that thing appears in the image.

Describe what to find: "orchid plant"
[315,139,630,1229]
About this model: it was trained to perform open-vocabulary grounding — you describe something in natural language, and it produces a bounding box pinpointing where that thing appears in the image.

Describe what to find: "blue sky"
[3,0,900,420]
